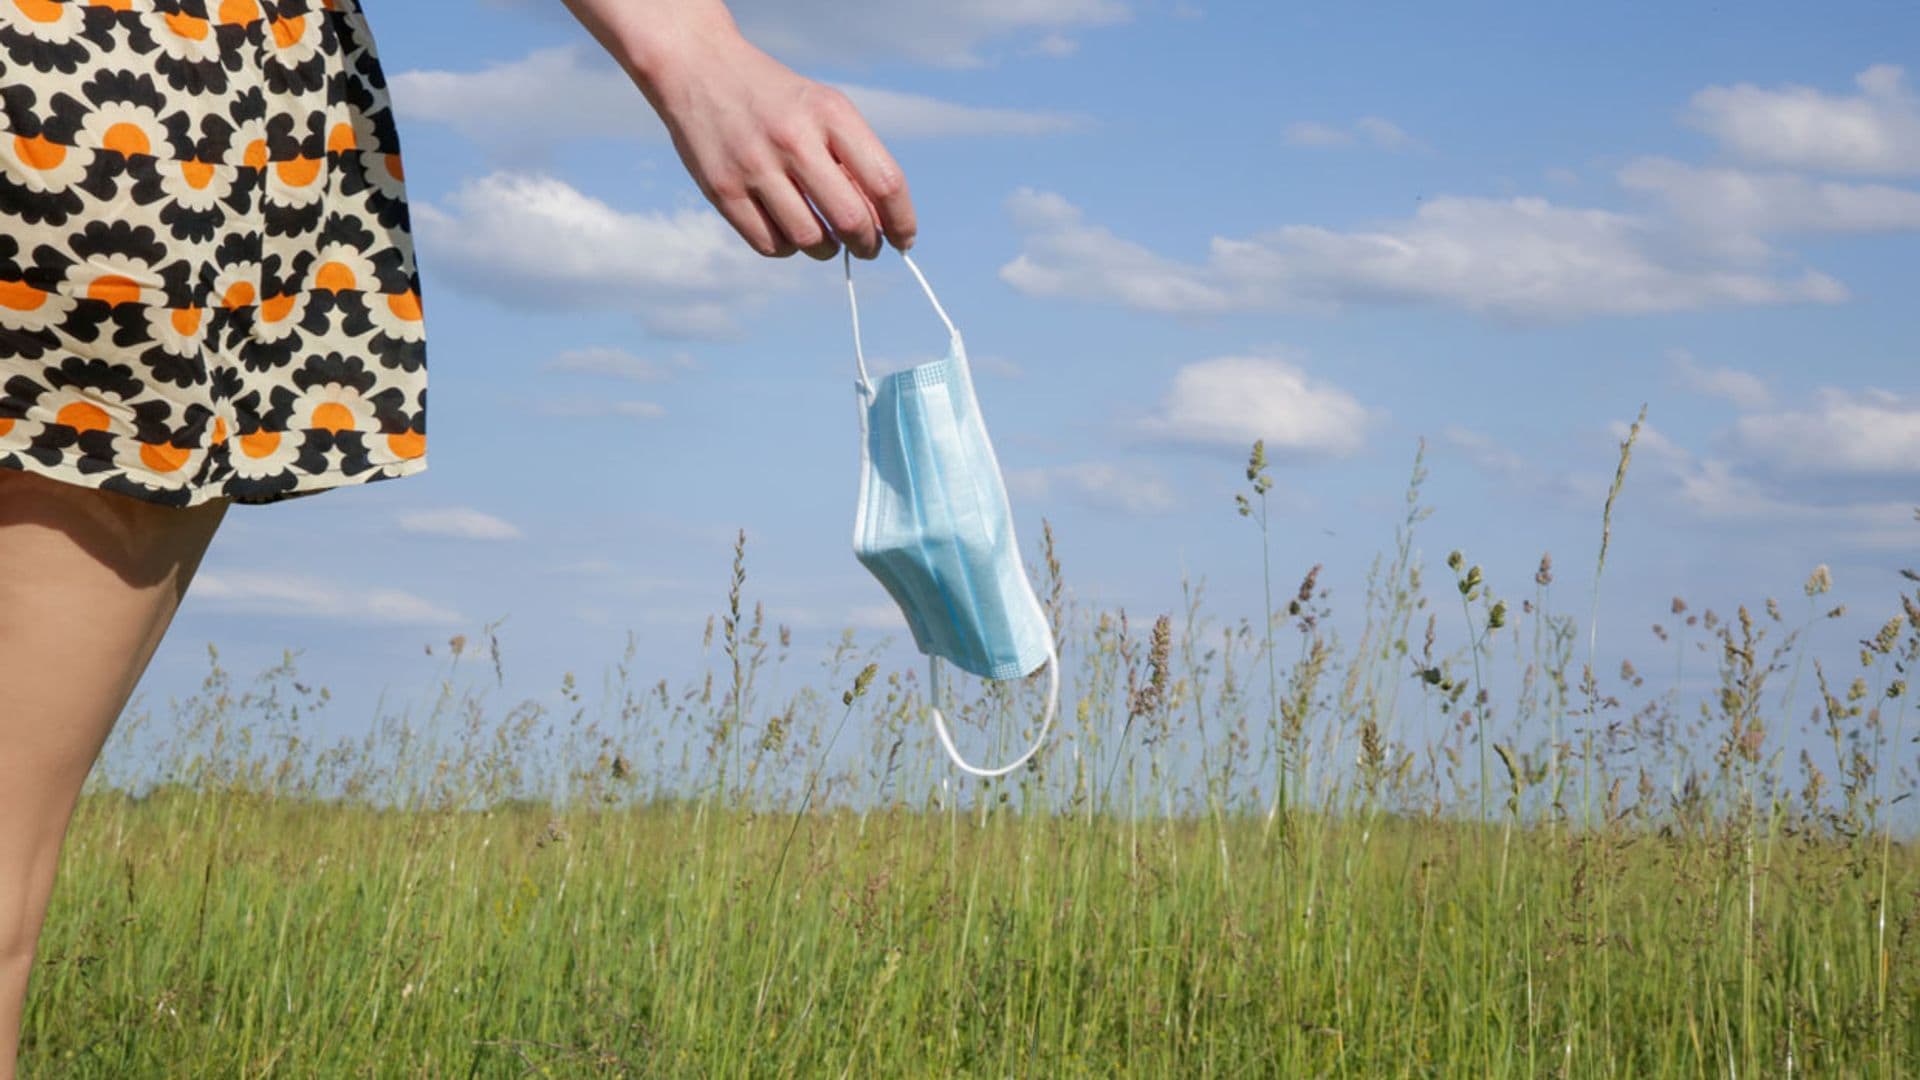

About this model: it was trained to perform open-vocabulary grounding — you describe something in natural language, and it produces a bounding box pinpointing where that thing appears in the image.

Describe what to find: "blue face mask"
[845,250,1060,778]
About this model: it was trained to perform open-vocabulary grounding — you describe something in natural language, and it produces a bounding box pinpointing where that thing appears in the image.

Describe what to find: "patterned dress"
[0,0,426,508]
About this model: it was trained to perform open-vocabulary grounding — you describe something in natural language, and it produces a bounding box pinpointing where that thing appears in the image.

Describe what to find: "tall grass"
[21,432,1920,1077]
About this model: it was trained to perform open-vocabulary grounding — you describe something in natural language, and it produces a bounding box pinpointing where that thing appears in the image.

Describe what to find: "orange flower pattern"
[0,0,426,507]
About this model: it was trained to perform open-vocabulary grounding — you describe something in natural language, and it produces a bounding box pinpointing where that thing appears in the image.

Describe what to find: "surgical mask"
[844,249,1060,778]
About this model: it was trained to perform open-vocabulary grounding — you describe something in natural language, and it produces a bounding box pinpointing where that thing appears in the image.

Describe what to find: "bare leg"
[0,468,230,1080]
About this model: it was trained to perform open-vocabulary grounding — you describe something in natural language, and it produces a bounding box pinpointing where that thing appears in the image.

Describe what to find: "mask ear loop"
[844,249,875,399]
[927,643,1061,779]
[844,249,961,399]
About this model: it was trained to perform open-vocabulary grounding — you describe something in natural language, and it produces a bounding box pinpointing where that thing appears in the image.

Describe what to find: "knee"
[0,830,69,975]
[0,910,35,975]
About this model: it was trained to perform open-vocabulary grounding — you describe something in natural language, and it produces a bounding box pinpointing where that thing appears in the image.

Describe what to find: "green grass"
[20,432,1920,1077]
[28,790,1920,1076]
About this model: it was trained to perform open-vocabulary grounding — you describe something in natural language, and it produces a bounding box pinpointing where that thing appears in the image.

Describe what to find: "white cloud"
[542,346,692,382]
[1441,426,1527,478]
[391,45,1083,152]
[1285,116,1416,150]
[1284,121,1353,147]
[1609,414,1917,548]
[1619,157,1920,249]
[659,0,1132,68]
[1000,188,1237,313]
[191,573,462,625]
[482,0,1130,67]
[1687,64,1920,175]
[1356,116,1414,149]
[534,399,668,420]
[847,604,910,631]
[1730,389,1920,477]
[841,85,1083,137]
[1031,33,1080,57]
[544,559,619,577]
[1138,355,1373,456]
[1007,461,1178,514]
[1668,349,1772,410]
[389,46,646,148]
[1000,188,1845,320]
[410,171,794,337]
[396,508,524,541]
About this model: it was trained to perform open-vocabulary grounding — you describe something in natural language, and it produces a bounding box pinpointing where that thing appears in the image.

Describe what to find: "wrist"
[601,2,745,96]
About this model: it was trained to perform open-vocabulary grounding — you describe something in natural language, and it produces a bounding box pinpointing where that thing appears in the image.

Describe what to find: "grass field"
[22,429,1920,1077]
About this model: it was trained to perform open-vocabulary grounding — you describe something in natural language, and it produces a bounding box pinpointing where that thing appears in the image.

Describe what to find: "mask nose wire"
[843,248,963,399]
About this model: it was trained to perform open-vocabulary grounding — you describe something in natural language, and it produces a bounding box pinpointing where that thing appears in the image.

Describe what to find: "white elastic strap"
[844,248,873,395]
[926,642,1061,779]
[844,248,960,398]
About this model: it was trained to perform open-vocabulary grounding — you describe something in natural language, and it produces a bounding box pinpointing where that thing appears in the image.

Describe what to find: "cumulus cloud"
[390,45,1085,155]
[1000,189,1238,313]
[410,171,796,337]
[389,46,648,149]
[1137,355,1373,456]
[1687,64,1920,175]
[1668,349,1772,410]
[396,508,524,541]
[1608,400,1918,549]
[191,573,463,625]
[1619,157,1920,254]
[1729,389,1920,477]
[1000,188,1845,320]
[1007,462,1178,514]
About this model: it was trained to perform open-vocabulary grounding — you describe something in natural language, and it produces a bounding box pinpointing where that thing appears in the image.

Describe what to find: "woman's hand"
[559,0,916,260]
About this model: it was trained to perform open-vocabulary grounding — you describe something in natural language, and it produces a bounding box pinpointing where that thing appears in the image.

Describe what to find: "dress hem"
[0,448,428,509]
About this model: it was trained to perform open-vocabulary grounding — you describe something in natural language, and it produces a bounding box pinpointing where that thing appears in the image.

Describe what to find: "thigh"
[0,467,229,750]
[0,463,228,908]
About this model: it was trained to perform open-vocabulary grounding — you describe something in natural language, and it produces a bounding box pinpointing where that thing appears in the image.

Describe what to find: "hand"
[561,0,916,260]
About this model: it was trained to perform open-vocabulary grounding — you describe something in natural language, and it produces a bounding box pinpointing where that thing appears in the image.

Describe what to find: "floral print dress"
[0,0,426,508]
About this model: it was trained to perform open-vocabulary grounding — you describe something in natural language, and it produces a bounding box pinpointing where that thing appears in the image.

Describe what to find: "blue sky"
[139,0,1918,785]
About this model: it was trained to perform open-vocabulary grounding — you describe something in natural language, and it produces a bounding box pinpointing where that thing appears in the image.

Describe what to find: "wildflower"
[1244,440,1273,495]
[843,663,879,706]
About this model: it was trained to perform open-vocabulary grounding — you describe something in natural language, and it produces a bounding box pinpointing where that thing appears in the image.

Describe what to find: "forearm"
[556,0,743,100]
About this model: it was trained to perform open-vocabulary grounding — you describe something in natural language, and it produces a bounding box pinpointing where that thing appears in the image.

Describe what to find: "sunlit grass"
[23,429,1920,1077]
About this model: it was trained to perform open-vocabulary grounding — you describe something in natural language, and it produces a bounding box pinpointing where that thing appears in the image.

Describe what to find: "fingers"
[791,147,881,259]
[715,193,796,258]
[826,114,916,252]
[689,80,914,260]
[750,175,838,260]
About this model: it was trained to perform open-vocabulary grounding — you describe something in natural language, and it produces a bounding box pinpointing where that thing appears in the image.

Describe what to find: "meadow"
[20,421,1920,1077]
